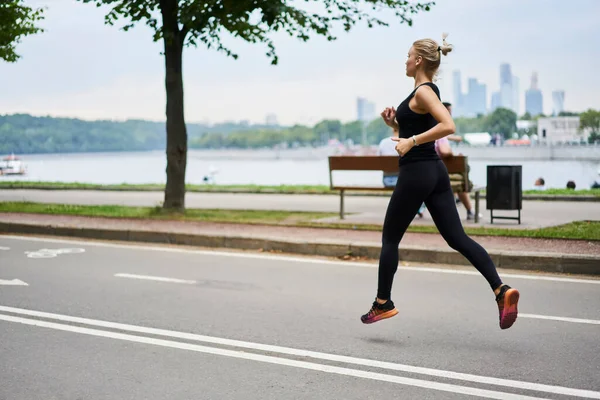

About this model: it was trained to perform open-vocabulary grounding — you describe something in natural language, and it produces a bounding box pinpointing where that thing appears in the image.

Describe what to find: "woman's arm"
[412,86,456,145]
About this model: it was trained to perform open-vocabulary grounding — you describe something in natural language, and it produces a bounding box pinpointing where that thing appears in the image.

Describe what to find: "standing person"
[360,34,519,330]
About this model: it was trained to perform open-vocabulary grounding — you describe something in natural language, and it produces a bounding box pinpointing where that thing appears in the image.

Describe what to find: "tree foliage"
[79,0,434,64]
[0,0,45,62]
[484,107,517,139]
[579,109,600,134]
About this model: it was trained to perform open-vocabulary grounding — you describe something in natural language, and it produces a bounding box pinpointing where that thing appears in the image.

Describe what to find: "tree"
[78,0,433,211]
[0,0,45,62]
[579,109,600,143]
[454,115,485,134]
[314,119,342,143]
[341,121,363,143]
[484,107,517,139]
[520,112,532,121]
[558,111,579,117]
[366,117,390,144]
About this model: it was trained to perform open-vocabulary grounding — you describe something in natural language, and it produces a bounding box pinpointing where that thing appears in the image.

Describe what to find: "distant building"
[512,75,520,115]
[452,72,486,117]
[490,92,502,111]
[525,73,543,116]
[516,120,536,131]
[552,91,565,116]
[537,116,583,143]
[491,63,520,115]
[356,97,376,122]
[265,113,278,126]
[453,70,464,115]
[464,78,487,117]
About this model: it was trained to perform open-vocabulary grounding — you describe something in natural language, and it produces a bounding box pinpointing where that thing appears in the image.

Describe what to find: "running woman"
[360,34,520,330]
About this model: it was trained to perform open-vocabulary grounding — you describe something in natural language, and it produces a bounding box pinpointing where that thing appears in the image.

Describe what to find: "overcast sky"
[1,0,598,125]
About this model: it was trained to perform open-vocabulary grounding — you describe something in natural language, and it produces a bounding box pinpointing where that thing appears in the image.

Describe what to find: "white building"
[537,116,584,144]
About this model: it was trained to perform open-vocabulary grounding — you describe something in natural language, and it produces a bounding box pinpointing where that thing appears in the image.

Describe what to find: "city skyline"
[0,0,598,125]
[453,63,564,118]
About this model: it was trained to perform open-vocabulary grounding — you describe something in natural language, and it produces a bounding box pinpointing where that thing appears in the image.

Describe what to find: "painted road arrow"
[0,279,29,286]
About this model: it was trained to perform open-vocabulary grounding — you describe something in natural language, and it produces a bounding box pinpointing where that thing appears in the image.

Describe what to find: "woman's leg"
[425,162,519,329]
[361,163,433,324]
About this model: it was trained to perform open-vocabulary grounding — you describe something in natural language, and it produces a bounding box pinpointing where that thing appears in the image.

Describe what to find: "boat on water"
[0,154,27,175]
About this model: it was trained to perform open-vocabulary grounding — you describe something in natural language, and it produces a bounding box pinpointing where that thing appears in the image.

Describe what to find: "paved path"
[2,189,599,229]
[1,235,599,399]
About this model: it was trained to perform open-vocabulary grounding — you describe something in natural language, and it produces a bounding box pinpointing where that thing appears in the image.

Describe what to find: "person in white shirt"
[377,130,400,188]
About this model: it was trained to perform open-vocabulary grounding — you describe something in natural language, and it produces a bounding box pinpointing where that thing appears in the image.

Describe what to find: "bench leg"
[474,191,480,223]
[340,190,345,220]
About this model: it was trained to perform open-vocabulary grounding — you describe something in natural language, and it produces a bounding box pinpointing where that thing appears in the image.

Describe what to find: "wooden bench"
[328,155,482,223]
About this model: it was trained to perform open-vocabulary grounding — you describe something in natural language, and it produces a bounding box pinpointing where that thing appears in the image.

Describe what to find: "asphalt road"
[1,235,599,399]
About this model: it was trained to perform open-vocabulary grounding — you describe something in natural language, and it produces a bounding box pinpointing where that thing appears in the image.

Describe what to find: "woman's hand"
[391,137,414,157]
[380,107,398,129]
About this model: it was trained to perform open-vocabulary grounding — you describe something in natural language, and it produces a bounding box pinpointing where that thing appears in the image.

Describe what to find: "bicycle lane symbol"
[24,248,86,259]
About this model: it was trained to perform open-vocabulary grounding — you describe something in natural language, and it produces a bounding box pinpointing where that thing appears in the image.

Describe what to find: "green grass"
[1,201,598,241]
[0,181,333,194]
[1,181,599,197]
[303,221,600,241]
[521,188,600,196]
[0,202,335,224]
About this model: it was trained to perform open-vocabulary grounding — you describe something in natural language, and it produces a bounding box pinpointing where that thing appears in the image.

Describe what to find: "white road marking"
[0,279,28,286]
[0,313,551,400]
[1,235,599,284]
[115,273,196,285]
[520,313,600,325]
[0,246,10,250]
[25,248,85,258]
[0,305,597,399]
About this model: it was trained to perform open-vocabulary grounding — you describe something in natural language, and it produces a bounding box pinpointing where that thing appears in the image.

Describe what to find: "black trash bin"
[486,165,522,224]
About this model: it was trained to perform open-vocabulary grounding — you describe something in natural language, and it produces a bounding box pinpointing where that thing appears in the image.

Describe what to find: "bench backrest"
[328,155,469,190]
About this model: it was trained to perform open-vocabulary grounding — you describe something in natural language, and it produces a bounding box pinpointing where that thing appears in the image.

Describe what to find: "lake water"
[3,149,600,190]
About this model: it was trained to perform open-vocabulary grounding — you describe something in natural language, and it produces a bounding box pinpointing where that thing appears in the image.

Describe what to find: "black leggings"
[377,160,502,300]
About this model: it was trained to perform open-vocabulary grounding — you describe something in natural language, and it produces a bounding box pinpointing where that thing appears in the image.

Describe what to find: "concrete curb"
[1,221,598,276]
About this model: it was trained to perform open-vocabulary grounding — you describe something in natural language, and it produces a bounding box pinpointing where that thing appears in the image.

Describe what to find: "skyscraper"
[497,63,519,114]
[497,64,513,111]
[465,78,487,116]
[356,97,376,122]
[491,92,502,111]
[500,63,512,86]
[525,72,543,116]
[512,75,520,115]
[500,82,513,110]
[552,91,565,116]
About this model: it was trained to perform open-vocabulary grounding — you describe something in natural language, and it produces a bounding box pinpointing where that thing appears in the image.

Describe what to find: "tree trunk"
[161,0,187,211]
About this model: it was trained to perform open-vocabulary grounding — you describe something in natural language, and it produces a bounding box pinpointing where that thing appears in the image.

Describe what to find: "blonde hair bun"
[440,32,453,56]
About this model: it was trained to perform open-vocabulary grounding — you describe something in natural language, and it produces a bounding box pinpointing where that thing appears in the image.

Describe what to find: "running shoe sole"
[500,288,519,329]
[361,308,399,324]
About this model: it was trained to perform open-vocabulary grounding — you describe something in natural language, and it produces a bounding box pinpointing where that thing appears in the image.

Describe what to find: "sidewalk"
[1,213,598,276]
